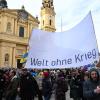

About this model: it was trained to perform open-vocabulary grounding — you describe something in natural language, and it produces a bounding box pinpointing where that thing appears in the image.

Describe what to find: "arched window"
[6,22,11,32]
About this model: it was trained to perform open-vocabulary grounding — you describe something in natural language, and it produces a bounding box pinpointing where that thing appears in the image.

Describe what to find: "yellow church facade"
[0,0,56,68]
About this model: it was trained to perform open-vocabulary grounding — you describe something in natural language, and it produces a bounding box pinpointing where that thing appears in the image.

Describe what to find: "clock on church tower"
[20,11,28,20]
[18,6,28,21]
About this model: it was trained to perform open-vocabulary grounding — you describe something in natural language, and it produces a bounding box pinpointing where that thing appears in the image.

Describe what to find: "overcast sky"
[7,0,100,50]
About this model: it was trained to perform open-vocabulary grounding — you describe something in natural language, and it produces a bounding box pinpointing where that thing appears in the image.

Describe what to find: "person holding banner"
[83,68,100,100]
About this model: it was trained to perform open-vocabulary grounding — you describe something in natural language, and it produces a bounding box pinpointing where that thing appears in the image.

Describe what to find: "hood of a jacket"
[89,68,100,82]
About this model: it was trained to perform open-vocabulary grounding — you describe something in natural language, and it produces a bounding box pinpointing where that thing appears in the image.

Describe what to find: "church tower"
[0,0,8,8]
[40,0,56,32]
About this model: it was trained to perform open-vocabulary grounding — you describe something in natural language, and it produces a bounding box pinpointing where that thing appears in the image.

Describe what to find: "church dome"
[0,0,8,8]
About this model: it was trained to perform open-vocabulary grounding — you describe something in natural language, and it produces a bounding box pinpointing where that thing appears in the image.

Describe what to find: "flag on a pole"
[20,52,28,63]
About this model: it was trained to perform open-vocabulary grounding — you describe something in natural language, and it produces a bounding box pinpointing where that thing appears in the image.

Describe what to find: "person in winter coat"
[70,69,83,100]
[55,71,68,100]
[42,71,52,100]
[0,69,5,100]
[83,68,100,100]
[5,70,19,100]
[19,68,43,100]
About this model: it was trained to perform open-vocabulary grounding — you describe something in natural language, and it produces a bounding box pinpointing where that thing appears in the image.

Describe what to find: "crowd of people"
[0,66,100,100]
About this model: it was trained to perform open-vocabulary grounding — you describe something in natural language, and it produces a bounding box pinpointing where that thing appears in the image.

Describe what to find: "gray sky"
[7,0,100,50]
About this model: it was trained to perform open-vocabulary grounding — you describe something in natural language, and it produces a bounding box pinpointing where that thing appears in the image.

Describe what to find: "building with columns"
[0,0,56,68]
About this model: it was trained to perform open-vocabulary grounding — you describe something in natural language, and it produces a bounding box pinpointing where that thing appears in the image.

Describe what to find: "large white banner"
[25,12,99,69]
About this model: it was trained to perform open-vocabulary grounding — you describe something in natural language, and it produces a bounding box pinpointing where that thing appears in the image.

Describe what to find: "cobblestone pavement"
[34,90,73,100]
[2,90,72,100]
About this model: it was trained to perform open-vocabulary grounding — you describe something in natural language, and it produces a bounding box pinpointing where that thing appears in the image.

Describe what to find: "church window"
[43,20,44,26]
[5,53,9,62]
[19,26,24,37]
[50,19,52,25]
[4,53,9,66]
[6,22,11,32]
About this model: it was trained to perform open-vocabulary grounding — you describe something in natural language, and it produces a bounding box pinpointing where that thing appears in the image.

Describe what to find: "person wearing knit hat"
[43,71,49,77]
[42,71,52,100]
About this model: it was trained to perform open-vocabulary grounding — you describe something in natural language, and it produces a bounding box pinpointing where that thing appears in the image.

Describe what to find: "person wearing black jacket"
[5,70,19,100]
[0,70,5,100]
[70,69,83,100]
[55,71,68,100]
[42,71,52,100]
[19,68,43,100]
